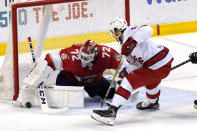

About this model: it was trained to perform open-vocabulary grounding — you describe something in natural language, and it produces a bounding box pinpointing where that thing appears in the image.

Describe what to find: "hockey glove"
[119,67,128,78]
[121,37,137,56]
[189,52,197,64]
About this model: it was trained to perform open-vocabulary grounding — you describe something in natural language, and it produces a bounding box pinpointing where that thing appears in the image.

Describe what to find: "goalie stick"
[27,37,36,63]
[27,37,68,113]
[37,82,68,114]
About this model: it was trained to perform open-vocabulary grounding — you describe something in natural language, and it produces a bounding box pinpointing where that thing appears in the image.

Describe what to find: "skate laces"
[141,98,151,107]
[106,101,120,113]
[106,101,113,108]
[141,98,159,107]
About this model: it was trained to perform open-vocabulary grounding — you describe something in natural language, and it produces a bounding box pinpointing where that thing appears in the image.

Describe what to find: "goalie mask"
[109,17,128,42]
[79,40,98,67]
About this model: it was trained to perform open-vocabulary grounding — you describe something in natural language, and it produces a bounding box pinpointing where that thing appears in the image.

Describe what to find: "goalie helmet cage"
[0,0,130,100]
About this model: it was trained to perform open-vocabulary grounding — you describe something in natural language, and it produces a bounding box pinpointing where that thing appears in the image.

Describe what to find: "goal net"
[0,0,129,100]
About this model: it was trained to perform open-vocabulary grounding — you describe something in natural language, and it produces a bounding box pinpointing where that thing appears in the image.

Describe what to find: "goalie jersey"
[45,44,122,86]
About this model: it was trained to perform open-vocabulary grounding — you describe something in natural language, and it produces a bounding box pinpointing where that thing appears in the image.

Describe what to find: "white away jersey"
[122,26,173,70]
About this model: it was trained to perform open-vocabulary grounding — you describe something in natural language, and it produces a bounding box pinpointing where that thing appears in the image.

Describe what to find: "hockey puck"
[25,102,32,108]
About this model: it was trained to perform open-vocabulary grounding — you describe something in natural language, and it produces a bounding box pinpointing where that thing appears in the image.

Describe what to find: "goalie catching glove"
[23,58,54,87]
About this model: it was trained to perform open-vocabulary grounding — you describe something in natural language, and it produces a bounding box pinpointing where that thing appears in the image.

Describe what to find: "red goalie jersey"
[45,43,122,87]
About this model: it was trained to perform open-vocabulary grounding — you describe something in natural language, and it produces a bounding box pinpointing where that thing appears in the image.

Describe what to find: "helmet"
[79,40,98,67]
[110,17,128,40]
[110,17,128,31]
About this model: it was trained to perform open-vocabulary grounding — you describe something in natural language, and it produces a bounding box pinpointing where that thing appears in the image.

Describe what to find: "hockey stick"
[28,37,68,113]
[171,59,191,70]
[101,60,123,107]
[28,37,36,63]
[37,82,68,114]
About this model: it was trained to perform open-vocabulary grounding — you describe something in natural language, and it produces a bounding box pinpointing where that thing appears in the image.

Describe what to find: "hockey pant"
[112,60,172,107]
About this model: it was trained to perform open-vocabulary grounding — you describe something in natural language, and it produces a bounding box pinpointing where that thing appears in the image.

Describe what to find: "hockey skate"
[91,102,119,126]
[136,98,159,110]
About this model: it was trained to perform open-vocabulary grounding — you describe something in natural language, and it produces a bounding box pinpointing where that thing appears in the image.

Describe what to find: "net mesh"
[0,0,126,100]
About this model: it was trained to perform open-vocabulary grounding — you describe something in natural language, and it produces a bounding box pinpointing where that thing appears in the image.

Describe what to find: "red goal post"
[0,0,130,100]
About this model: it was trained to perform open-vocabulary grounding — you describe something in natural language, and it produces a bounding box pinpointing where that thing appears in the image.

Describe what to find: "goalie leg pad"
[17,85,40,107]
[18,85,84,108]
[45,85,84,108]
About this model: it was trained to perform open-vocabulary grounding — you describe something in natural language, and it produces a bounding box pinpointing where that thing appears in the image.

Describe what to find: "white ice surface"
[1,33,197,131]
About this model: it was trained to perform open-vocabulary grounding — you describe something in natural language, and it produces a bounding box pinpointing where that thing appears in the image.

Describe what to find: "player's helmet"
[79,40,98,67]
[110,17,128,40]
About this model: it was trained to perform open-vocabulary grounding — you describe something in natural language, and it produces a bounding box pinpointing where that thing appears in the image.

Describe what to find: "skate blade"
[91,113,114,126]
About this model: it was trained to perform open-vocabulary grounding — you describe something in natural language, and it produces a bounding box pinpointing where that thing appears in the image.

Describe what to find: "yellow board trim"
[151,20,197,36]
[150,25,158,37]
[1,31,116,56]
[1,20,197,56]
[0,43,7,56]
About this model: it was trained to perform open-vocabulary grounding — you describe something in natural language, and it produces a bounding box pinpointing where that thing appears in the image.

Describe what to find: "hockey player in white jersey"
[91,18,174,125]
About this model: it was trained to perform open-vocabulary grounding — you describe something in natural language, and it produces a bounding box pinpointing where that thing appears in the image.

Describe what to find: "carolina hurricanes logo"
[131,55,144,64]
